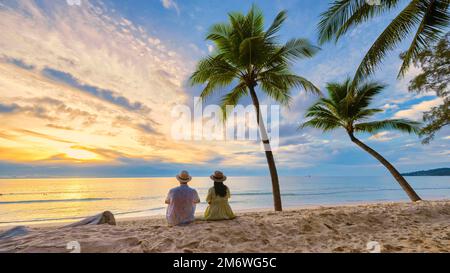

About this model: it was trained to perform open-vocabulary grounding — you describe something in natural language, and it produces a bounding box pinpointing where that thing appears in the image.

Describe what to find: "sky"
[0,0,448,178]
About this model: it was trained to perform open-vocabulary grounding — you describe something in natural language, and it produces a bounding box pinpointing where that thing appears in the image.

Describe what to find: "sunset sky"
[0,0,448,178]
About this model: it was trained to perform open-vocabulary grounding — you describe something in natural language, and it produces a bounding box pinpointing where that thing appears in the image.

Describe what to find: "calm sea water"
[0,176,449,227]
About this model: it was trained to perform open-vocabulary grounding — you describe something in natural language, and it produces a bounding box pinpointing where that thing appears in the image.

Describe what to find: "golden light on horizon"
[0,0,274,169]
[63,148,102,162]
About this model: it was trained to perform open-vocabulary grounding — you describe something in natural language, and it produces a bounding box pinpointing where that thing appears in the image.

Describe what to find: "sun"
[64,148,101,161]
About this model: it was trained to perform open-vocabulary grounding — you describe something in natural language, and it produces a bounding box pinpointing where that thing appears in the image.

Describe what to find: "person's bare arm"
[206,189,212,205]
[165,191,171,204]
[194,191,200,204]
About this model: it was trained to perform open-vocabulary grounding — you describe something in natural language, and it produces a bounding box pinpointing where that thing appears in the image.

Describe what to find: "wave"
[0,215,90,225]
[2,187,449,205]
[233,187,450,197]
[0,198,111,205]
[114,207,165,216]
[0,207,167,225]
[0,195,165,205]
[0,190,118,197]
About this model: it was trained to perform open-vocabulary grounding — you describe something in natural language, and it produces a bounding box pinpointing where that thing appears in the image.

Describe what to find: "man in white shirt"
[165,170,200,226]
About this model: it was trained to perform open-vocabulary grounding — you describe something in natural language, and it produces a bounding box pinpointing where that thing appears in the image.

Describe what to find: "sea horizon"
[1,175,449,227]
[1,174,447,179]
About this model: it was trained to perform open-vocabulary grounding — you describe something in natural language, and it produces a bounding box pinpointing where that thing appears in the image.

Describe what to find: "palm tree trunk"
[348,133,422,202]
[249,86,283,211]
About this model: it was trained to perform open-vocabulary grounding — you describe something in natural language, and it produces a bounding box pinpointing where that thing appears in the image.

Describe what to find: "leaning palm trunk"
[349,133,422,202]
[250,87,283,211]
[190,6,320,211]
[303,79,422,203]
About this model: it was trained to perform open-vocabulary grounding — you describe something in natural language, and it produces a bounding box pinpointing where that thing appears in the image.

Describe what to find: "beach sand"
[1,200,449,253]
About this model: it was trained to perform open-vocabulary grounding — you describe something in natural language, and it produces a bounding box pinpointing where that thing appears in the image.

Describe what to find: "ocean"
[0,176,449,227]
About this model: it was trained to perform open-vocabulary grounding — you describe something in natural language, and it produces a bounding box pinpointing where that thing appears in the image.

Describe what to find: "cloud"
[112,115,159,135]
[0,103,20,113]
[3,57,35,70]
[161,0,180,14]
[394,98,444,121]
[0,0,197,164]
[381,64,432,106]
[14,129,75,144]
[42,68,151,113]
[137,123,158,134]
[0,101,52,119]
[0,96,98,126]
[0,131,18,141]
[381,103,399,111]
[0,0,447,176]
[46,124,74,131]
[369,131,400,142]
[207,44,214,53]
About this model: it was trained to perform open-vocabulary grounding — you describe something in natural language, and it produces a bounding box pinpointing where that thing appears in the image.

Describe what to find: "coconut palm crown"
[302,78,423,201]
[190,5,321,211]
[318,0,450,82]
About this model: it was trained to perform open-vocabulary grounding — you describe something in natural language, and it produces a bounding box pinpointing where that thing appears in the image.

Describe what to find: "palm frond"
[305,103,344,125]
[316,97,342,118]
[282,38,321,61]
[318,0,401,44]
[351,108,383,121]
[191,5,319,113]
[190,56,240,85]
[398,0,450,77]
[326,79,352,103]
[245,4,265,36]
[353,1,422,83]
[288,75,322,95]
[206,23,234,57]
[303,78,421,138]
[258,39,320,71]
[191,56,241,100]
[207,23,232,41]
[259,72,321,105]
[301,117,343,131]
[265,10,287,40]
[259,79,292,106]
[259,69,321,93]
[354,119,422,134]
[220,83,249,121]
[353,81,386,110]
[239,35,269,67]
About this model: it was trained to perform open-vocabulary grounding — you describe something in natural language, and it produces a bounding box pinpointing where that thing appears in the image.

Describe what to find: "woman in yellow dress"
[204,171,236,221]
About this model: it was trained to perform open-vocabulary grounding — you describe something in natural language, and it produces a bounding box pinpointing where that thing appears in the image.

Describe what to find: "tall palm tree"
[318,0,450,82]
[190,5,321,211]
[302,78,422,202]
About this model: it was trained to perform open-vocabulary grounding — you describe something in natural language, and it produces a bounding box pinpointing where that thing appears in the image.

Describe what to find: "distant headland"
[402,168,450,176]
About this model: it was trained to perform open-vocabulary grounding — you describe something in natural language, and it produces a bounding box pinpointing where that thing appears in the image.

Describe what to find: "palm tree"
[302,78,422,202]
[190,5,321,211]
[318,0,450,83]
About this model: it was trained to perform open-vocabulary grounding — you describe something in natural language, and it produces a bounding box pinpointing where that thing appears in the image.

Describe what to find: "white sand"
[1,200,449,253]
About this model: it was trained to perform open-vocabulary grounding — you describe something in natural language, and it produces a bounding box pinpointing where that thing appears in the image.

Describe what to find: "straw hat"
[210,171,227,182]
[176,170,192,183]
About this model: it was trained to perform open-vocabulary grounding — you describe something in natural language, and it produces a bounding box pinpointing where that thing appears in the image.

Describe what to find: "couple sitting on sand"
[165,170,236,226]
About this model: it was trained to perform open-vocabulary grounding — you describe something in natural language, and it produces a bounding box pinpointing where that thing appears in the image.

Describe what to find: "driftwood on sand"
[62,211,116,228]
[0,226,30,240]
[0,211,116,241]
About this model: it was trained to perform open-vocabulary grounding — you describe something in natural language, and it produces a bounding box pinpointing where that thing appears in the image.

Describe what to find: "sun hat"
[176,170,192,183]
[210,171,227,182]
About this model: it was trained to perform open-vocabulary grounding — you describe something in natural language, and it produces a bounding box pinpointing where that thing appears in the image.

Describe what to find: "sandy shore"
[1,200,449,253]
